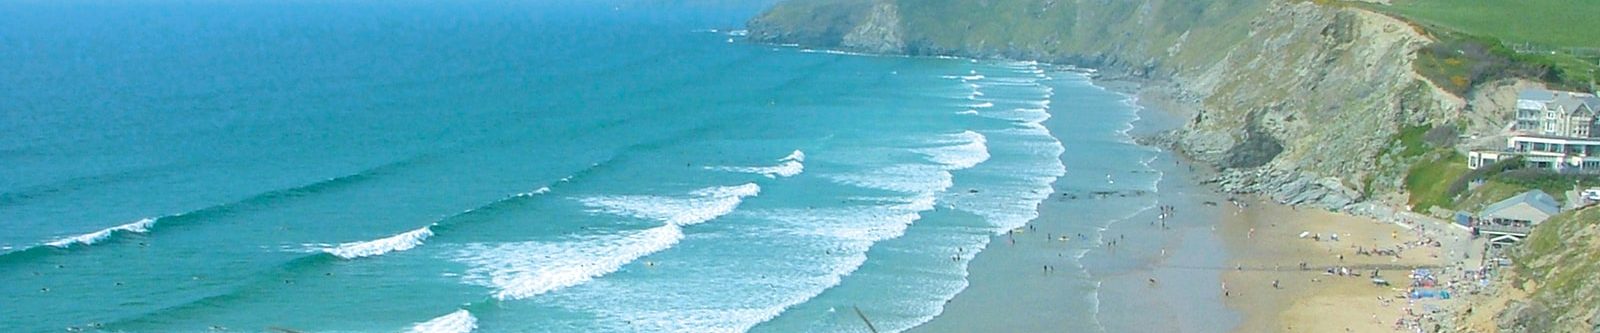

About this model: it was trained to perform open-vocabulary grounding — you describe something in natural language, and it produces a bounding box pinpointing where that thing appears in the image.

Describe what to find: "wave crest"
[916,130,990,170]
[323,226,435,259]
[458,225,684,301]
[45,218,157,248]
[408,309,477,333]
[705,150,805,178]
[455,183,761,300]
[580,183,760,226]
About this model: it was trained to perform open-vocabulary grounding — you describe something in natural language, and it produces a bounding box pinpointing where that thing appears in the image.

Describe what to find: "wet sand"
[911,80,1238,333]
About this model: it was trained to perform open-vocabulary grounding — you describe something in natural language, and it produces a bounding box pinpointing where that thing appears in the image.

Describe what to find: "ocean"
[0,1,1156,332]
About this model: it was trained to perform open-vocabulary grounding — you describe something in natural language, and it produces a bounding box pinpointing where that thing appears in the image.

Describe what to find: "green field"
[1381,0,1600,49]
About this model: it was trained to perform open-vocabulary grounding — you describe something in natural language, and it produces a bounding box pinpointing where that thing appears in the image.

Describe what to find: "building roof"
[1518,88,1599,113]
[1520,88,1557,102]
[1480,189,1561,222]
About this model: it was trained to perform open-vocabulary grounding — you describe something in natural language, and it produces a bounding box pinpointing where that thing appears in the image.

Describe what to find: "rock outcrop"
[747,0,1464,212]
[839,0,905,53]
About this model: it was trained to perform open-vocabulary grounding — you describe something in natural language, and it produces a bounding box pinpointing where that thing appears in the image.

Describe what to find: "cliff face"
[747,0,1462,211]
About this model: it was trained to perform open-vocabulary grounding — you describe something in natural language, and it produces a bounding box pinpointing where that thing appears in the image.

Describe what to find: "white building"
[1513,88,1600,138]
[1470,88,1600,173]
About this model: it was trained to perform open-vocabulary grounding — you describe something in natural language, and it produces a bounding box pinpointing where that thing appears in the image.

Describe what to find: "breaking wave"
[455,183,761,300]
[408,309,477,333]
[323,226,435,259]
[915,131,990,170]
[45,218,157,248]
[705,150,805,178]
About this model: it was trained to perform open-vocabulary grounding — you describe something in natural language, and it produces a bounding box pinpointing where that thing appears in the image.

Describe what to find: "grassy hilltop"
[1363,0,1600,93]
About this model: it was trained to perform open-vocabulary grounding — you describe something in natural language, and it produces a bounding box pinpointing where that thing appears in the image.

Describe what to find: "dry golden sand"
[1219,199,1445,333]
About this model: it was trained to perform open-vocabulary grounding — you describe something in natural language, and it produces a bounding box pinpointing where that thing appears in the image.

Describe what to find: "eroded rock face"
[1173,3,1455,202]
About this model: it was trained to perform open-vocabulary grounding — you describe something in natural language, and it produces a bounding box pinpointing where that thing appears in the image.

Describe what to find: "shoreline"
[908,68,1477,333]
[909,73,1240,333]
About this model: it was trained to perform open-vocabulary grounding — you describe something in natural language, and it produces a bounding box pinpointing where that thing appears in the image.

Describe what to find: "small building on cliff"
[1475,189,1562,246]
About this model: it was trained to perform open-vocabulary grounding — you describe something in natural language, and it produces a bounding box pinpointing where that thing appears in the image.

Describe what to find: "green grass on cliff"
[1405,151,1468,211]
[1381,0,1600,49]
[1365,0,1599,92]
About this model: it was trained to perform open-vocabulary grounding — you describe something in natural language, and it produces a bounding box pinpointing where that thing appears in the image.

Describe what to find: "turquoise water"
[0,1,1153,332]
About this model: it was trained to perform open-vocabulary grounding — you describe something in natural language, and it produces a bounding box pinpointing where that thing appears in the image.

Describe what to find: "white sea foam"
[915,130,990,170]
[457,225,685,301]
[580,183,761,226]
[705,150,805,178]
[407,309,477,333]
[960,74,984,81]
[517,187,552,197]
[956,110,979,115]
[968,101,994,108]
[797,48,875,57]
[323,226,434,259]
[455,184,761,300]
[539,194,939,333]
[826,164,953,194]
[45,218,157,248]
[980,107,1051,126]
[765,195,935,242]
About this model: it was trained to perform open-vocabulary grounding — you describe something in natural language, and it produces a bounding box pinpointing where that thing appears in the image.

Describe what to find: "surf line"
[322,185,555,260]
[703,149,806,178]
[398,183,763,332]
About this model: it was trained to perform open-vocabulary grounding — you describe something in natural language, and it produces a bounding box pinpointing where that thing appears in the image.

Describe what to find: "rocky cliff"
[747,0,1464,212]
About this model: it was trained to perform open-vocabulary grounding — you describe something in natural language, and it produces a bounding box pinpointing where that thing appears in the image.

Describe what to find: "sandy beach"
[1217,192,1486,333]
[912,74,1489,333]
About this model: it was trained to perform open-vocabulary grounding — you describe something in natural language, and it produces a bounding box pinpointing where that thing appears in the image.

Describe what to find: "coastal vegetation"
[1476,207,1600,332]
[1403,150,1466,211]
